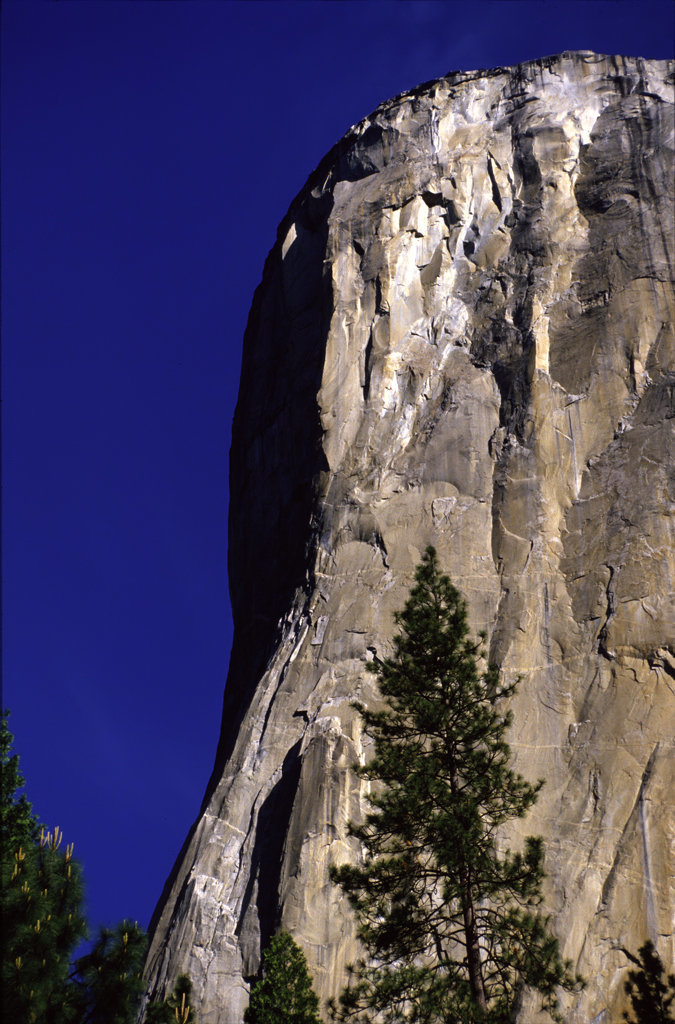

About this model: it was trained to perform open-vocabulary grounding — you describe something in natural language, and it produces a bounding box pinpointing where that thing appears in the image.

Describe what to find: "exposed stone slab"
[143,52,674,1023]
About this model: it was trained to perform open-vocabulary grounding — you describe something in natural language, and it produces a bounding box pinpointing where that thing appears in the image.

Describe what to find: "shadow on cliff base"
[237,739,303,984]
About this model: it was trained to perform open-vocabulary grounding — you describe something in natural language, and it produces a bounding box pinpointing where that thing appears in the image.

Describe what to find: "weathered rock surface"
[143,52,674,1023]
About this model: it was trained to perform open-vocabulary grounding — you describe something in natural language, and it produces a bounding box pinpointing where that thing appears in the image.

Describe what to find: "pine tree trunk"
[449,758,488,1014]
[460,868,488,1014]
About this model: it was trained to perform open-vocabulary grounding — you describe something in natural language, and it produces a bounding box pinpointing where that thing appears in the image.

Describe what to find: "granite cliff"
[143,52,674,1023]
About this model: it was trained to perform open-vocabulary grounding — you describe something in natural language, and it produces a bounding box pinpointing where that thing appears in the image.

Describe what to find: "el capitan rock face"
[143,52,674,1023]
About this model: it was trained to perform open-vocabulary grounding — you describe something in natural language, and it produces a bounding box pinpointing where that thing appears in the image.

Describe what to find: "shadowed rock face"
[143,53,674,1023]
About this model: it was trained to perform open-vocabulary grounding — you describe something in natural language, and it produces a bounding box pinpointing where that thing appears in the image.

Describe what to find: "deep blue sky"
[2,0,673,936]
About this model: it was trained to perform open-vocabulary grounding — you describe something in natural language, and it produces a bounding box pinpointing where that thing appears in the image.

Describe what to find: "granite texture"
[142,52,674,1023]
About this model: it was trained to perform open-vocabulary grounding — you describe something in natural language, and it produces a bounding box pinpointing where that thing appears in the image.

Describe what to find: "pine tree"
[1,710,153,1024]
[70,920,148,1024]
[3,825,89,1022]
[622,941,675,1023]
[244,931,322,1024]
[1,709,41,854]
[329,547,581,1023]
[1,711,88,1023]
[146,974,196,1023]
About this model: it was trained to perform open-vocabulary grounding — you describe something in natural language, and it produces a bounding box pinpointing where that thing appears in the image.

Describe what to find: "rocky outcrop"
[143,52,674,1023]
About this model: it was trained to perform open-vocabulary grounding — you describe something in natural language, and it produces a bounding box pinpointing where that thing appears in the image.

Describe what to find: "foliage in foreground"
[330,547,582,1023]
[146,973,196,1023]
[244,931,322,1024]
[1,710,193,1024]
[622,940,675,1023]
[1,710,88,1022]
[72,920,148,1024]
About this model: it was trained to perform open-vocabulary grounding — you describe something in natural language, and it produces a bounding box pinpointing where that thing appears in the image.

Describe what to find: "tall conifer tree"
[245,931,322,1024]
[330,548,580,1023]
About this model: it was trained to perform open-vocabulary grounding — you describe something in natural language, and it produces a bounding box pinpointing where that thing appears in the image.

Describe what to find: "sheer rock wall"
[144,52,674,1023]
